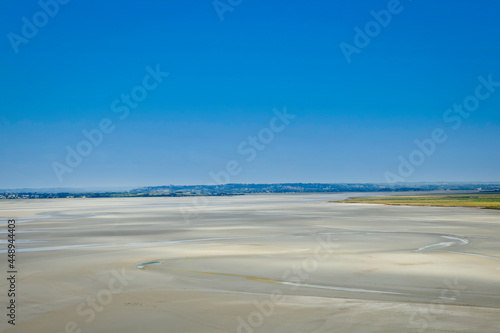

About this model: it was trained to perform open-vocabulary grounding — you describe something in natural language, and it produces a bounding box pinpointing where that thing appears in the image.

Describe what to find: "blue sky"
[1,0,499,188]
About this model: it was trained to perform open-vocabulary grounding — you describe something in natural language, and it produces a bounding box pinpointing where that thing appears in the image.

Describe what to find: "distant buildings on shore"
[1,183,499,200]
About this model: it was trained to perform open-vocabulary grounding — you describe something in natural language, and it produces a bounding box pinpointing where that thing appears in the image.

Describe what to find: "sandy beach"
[1,193,499,332]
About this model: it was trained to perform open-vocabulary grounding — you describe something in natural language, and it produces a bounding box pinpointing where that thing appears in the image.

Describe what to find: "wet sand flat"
[1,193,500,332]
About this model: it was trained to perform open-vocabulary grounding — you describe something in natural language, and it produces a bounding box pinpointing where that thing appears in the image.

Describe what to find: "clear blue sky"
[1,0,499,188]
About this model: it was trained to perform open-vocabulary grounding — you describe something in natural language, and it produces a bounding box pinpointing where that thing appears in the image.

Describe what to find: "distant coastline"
[1,183,499,200]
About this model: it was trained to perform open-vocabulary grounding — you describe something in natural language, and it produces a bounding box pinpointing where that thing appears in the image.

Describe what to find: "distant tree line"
[1,183,499,200]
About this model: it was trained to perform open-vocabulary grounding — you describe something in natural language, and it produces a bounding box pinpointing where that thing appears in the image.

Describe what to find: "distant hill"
[130,182,500,195]
[1,183,499,199]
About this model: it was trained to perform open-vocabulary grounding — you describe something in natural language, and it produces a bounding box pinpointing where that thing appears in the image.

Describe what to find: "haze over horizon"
[1,0,500,188]
[2,181,500,194]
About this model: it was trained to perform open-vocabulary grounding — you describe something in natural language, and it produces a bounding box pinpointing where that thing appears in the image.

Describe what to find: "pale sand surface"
[1,193,499,332]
